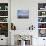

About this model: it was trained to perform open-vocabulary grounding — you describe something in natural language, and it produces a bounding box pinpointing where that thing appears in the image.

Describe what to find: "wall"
[11,0,38,30]
[11,0,46,29]
[11,0,46,46]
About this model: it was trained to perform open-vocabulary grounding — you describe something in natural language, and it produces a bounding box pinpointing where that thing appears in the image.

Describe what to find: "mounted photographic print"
[17,10,29,19]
